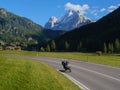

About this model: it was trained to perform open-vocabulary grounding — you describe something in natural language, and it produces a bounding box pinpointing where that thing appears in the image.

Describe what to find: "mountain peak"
[45,16,57,28]
[45,10,92,31]
[0,8,7,16]
[49,16,57,23]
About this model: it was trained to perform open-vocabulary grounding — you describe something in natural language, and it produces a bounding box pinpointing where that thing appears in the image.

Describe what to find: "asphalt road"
[2,55,120,90]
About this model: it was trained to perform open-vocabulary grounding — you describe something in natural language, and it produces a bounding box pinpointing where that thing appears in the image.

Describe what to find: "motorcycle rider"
[61,59,71,72]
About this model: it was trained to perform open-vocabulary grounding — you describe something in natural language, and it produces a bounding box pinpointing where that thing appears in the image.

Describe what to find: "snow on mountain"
[44,10,92,31]
[44,16,57,29]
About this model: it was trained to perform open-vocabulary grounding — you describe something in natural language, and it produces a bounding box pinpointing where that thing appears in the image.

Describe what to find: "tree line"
[40,38,120,54]
[103,38,120,53]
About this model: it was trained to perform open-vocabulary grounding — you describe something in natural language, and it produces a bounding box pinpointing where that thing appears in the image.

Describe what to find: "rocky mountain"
[0,8,65,49]
[44,10,92,31]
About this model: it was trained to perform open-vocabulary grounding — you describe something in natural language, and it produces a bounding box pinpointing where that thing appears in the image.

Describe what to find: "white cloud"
[108,5,119,12]
[65,2,89,15]
[100,8,106,12]
[109,5,117,9]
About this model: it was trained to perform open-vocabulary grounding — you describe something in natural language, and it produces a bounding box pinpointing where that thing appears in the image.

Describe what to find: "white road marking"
[62,73,90,90]
[71,64,120,82]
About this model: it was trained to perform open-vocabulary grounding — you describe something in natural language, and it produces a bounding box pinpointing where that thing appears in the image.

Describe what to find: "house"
[5,46,21,50]
[14,46,21,50]
[5,46,14,50]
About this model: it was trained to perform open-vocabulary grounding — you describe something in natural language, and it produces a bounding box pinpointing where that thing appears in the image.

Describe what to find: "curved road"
[3,55,120,90]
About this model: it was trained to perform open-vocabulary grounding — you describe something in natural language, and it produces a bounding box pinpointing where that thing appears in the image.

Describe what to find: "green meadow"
[0,56,80,90]
[0,50,120,67]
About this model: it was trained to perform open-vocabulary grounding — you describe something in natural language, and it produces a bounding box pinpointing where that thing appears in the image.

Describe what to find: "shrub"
[96,51,102,56]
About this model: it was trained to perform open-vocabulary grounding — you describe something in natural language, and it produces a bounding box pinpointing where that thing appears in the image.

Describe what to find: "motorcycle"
[61,60,71,72]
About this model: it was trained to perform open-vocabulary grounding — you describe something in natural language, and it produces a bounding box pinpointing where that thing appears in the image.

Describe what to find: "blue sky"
[0,0,120,26]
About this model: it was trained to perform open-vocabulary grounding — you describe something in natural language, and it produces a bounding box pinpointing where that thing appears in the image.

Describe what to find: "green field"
[0,50,120,67]
[0,56,80,90]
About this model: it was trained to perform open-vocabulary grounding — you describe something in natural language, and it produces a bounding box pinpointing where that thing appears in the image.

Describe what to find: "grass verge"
[0,56,80,90]
[0,50,120,67]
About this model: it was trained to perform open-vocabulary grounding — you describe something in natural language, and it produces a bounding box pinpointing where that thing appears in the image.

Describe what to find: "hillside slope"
[0,8,65,49]
[0,8,43,47]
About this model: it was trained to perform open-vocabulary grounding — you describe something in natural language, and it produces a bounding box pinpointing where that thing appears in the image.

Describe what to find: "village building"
[5,46,21,50]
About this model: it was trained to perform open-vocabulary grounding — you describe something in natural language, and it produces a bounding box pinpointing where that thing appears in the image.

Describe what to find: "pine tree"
[40,47,45,52]
[108,43,114,53]
[108,43,111,53]
[111,43,114,53]
[65,41,69,51]
[77,42,82,51]
[46,44,50,52]
[50,40,56,51]
[115,38,120,53]
[103,43,107,54]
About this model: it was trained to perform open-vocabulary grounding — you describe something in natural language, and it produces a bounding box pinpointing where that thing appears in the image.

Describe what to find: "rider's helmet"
[61,59,69,66]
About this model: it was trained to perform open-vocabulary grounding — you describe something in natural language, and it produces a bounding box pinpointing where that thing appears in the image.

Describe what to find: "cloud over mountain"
[65,2,89,15]
[108,4,120,12]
